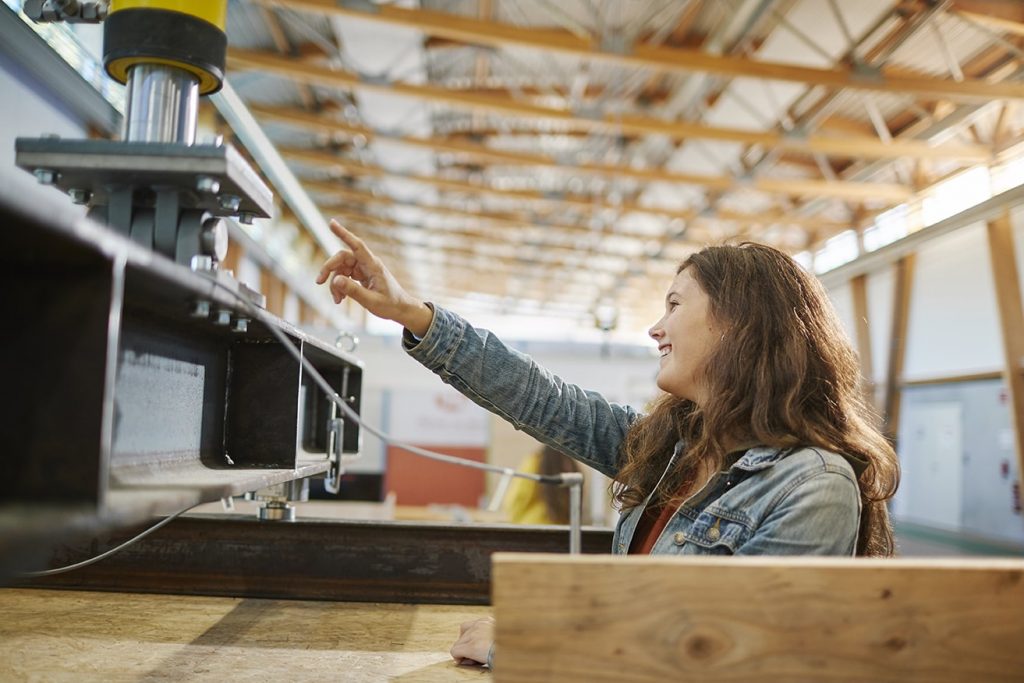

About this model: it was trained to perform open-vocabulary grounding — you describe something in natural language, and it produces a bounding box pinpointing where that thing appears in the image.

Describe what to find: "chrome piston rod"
[123,63,199,144]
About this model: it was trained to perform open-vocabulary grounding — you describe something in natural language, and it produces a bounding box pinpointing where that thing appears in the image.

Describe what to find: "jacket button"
[673,532,685,545]
[707,526,721,541]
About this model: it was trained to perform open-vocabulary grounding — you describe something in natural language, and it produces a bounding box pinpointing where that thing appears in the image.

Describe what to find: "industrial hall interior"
[2,0,1024,680]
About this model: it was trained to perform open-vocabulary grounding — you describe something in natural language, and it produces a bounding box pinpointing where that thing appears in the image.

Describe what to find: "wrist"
[400,300,433,338]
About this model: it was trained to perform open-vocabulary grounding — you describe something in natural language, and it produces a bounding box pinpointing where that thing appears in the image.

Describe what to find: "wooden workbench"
[0,589,491,682]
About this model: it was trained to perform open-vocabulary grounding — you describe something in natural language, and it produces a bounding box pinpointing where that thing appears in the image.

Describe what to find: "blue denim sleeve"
[736,470,860,556]
[403,305,640,478]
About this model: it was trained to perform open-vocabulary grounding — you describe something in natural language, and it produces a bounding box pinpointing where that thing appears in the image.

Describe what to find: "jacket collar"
[729,445,870,478]
[730,446,789,472]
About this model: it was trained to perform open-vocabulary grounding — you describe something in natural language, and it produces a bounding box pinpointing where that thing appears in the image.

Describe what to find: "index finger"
[330,220,372,259]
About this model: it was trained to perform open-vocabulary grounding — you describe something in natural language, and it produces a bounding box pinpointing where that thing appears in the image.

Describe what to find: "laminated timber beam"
[308,181,665,238]
[883,253,916,440]
[317,184,850,241]
[335,218,640,273]
[277,121,856,231]
[226,49,981,171]
[277,143,909,207]
[985,209,1024,526]
[250,102,987,167]
[251,0,1024,103]
[289,152,701,222]
[255,105,915,205]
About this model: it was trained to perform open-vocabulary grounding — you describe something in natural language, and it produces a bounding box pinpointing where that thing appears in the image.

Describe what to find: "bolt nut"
[190,255,214,272]
[232,317,249,334]
[190,300,212,318]
[239,211,255,225]
[196,175,221,195]
[212,308,232,326]
[68,188,91,205]
[218,194,241,213]
[34,169,58,185]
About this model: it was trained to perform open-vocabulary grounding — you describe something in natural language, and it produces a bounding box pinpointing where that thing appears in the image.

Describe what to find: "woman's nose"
[649,324,663,340]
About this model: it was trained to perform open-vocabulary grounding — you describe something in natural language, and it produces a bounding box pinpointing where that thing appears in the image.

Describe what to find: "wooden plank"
[902,370,1007,387]
[0,588,487,682]
[956,9,1024,38]
[883,254,916,439]
[227,49,981,171]
[491,554,1024,682]
[851,273,876,411]
[251,0,1024,103]
[986,209,1024,525]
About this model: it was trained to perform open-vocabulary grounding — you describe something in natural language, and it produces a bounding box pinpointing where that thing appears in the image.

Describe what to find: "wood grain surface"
[492,554,1024,683]
[0,589,491,682]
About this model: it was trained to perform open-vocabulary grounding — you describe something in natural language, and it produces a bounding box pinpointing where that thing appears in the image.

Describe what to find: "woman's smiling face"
[648,268,721,404]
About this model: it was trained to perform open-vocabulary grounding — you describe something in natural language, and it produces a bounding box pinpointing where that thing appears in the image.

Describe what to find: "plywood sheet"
[0,589,490,682]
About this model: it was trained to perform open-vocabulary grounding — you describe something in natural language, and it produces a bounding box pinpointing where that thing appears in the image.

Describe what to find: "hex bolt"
[68,188,91,205]
[34,169,58,185]
[196,175,221,195]
[190,300,211,318]
[190,255,214,272]
[231,317,249,334]
[239,211,255,225]
[212,308,232,326]
[218,194,241,213]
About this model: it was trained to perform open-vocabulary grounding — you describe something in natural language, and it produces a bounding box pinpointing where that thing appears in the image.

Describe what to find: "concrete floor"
[896,522,1024,557]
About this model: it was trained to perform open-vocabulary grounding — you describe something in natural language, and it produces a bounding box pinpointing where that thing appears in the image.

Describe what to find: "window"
[863,204,909,252]
[921,166,991,227]
[813,230,859,274]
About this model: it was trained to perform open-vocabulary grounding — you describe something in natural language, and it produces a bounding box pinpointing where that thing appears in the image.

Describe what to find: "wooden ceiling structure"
[221,0,1024,338]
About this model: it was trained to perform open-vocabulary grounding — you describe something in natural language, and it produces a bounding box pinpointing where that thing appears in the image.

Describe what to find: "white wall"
[903,223,1004,381]
[825,204,1024,544]
[0,51,88,200]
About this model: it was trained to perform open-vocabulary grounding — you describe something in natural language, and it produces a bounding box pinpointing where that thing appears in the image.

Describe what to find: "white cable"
[21,503,200,577]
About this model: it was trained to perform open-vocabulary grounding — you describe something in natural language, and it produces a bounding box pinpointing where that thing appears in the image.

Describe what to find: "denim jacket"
[404,305,862,556]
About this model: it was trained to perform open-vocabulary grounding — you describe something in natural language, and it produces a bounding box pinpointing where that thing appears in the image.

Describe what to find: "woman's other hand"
[316,219,433,337]
[450,616,494,667]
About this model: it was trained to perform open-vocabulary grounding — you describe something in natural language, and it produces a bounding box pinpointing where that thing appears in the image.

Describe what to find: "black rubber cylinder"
[103,8,227,94]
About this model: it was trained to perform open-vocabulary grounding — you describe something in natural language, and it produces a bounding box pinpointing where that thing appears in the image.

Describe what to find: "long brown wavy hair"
[616,242,899,557]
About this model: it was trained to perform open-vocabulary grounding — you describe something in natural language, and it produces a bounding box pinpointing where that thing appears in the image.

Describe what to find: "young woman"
[316,219,900,668]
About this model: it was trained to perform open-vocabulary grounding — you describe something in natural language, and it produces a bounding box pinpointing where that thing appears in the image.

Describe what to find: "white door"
[895,402,963,531]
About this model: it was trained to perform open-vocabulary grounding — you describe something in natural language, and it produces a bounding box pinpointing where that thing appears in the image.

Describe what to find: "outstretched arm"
[317,220,638,476]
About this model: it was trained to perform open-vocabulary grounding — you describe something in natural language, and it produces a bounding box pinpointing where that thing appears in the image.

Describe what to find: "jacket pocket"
[673,509,752,555]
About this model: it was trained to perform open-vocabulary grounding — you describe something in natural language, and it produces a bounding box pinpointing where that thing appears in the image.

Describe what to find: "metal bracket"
[24,0,108,23]
[338,0,380,14]
[850,60,884,83]
[324,406,345,495]
[358,71,392,86]
[599,31,631,56]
